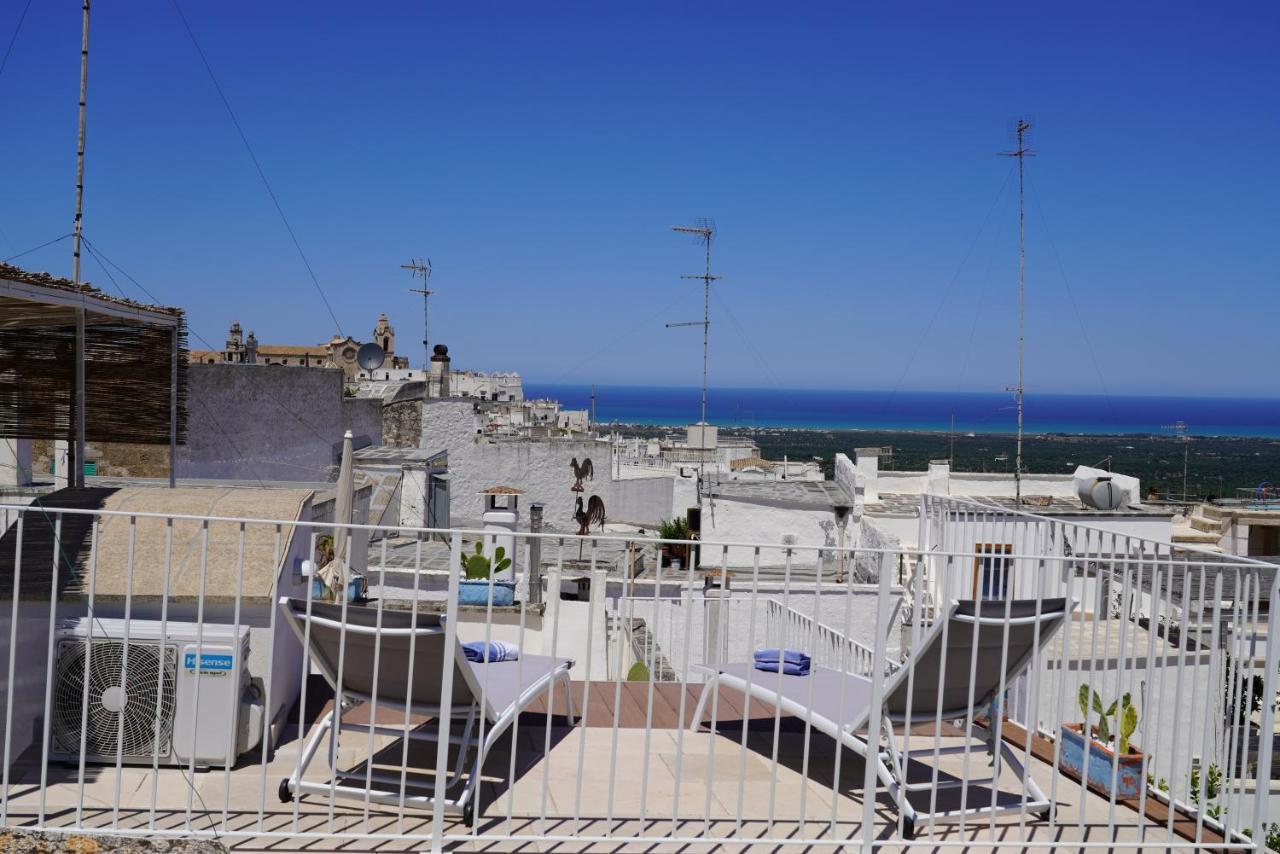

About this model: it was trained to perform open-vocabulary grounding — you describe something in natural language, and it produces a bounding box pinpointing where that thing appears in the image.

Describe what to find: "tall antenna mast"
[1162,420,1191,502]
[402,258,433,370]
[1000,120,1033,503]
[667,219,721,494]
[70,0,92,489]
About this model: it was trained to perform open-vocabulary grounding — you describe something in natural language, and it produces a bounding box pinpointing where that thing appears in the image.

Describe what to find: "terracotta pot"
[1058,724,1147,799]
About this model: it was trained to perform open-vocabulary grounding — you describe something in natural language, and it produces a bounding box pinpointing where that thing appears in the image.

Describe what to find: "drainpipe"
[528,502,543,607]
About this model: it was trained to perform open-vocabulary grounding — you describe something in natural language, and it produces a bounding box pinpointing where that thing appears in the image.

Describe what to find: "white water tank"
[1073,466,1140,510]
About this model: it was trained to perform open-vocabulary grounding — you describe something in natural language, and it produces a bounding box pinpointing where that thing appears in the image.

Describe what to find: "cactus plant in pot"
[1059,685,1146,798]
[458,542,516,606]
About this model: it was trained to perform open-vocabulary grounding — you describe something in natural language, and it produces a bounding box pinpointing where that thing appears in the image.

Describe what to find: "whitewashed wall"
[422,399,674,530]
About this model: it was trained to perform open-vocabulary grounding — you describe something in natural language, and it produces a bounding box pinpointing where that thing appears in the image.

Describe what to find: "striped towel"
[753,648,811,676]
[463,641,520,663]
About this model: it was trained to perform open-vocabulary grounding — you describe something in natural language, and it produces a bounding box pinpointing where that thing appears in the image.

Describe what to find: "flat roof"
[869,493,1171,517]
[711,479,854,510]
[0,485,312,602]
[354,446,447,465]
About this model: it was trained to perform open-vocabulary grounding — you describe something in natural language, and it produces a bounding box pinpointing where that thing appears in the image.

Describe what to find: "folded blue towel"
[463,640,520,663]
[753,648,811,676]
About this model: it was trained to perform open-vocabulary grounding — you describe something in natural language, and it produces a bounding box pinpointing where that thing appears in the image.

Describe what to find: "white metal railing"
[609,593,888,682]
[920,493,1280,848]
[0,498,1277,850]
[761,597,891,677]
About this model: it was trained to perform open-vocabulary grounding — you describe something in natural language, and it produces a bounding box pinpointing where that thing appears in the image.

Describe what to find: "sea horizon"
[525,383,1280,439]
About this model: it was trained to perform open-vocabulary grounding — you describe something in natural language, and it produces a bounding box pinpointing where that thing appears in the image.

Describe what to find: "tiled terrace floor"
[3,683,1204,852]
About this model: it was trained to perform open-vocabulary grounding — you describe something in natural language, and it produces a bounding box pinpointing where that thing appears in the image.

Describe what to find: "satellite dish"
[357,342,385,371]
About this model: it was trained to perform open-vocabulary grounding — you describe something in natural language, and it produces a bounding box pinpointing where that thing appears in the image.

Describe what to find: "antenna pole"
[402,258,433,370]
[1163,420,1191,501]
[700,230,711,430]
[668,221,722,501]
[950,412,955,468]
[1000,120,1033,503]
[70,0,91,489]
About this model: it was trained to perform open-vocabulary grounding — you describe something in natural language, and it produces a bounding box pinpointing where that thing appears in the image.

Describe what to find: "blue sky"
[1,2,1277,396]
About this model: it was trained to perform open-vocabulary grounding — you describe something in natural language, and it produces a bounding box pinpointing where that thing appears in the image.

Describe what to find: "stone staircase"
[1172,502,1225,549]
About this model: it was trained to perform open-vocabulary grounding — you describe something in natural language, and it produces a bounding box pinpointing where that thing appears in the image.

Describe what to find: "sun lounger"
[691,598,1072,837]
[278,597,575,824]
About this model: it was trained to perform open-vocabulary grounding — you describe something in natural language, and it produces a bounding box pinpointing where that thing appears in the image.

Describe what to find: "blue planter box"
[1058,724,1146,799]
[310,576,367,603]
[459,580,516,607]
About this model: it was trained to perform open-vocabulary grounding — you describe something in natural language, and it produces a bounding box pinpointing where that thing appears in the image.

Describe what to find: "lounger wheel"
[901,817,915,840]
[1035,804,1053,823]
[463,797,476,827]
[278,779,294,804]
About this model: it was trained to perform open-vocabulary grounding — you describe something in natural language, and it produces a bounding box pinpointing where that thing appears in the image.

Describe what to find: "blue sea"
[525,384,1280,438]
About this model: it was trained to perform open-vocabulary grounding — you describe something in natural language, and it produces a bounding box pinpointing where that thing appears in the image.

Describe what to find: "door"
[427,473,450,535]
[972,543,1013,599]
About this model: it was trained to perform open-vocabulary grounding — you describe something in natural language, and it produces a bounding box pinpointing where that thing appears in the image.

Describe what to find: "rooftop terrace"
[0,494,1274,851]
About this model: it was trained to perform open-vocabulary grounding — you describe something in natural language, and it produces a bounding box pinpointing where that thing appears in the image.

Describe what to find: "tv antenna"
[1000,119,1034,503]
[1162,420,1191,502]
[667,218,721,496]
[402,258,433,370]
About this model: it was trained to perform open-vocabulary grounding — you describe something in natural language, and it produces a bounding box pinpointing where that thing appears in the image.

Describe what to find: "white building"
[448,370,524,402]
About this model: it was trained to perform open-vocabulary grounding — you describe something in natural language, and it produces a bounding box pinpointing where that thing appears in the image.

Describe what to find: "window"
[972,544,1013,600]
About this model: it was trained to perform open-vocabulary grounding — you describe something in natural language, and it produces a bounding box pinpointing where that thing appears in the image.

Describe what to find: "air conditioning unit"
[50,619,264,768]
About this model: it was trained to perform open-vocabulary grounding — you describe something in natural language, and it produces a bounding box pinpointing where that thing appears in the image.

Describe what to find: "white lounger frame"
[690,603,1065,838]
[278,599,577,824]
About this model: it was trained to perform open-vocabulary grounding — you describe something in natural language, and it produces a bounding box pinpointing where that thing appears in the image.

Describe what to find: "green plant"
[1077,684,1140,754]
[1190,762,1225,819]
[626,662,650,682]
[1242,822,1280,851]
[1224,654,1267,725]
[657,517,690,541]
[459,542,511,580]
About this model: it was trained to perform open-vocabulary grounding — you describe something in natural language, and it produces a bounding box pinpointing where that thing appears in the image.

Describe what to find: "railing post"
[1251,571,1280,845]
[861,550,894,846]
[431,532,463,853]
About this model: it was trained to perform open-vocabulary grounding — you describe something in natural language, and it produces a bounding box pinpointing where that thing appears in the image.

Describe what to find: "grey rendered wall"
[180,364,382,482]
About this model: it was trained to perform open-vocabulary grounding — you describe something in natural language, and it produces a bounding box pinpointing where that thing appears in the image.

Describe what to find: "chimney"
[855,448,880,503]
[927,459,951,496]
[430,344,451,397]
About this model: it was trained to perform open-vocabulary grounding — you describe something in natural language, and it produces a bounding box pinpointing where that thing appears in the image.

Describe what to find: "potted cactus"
[458,542,516,606]
[1059,685,1147,798]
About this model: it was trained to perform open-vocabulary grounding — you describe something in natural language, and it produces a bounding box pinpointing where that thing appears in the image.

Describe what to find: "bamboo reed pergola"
[0,263,187,487]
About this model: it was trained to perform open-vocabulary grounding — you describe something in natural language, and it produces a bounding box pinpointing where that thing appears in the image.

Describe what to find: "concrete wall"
[422,399,673,529]
[179,364,382,482]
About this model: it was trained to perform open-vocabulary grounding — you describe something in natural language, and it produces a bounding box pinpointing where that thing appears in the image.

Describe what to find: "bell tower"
[225,321,244,362]
[373,313,395,356]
